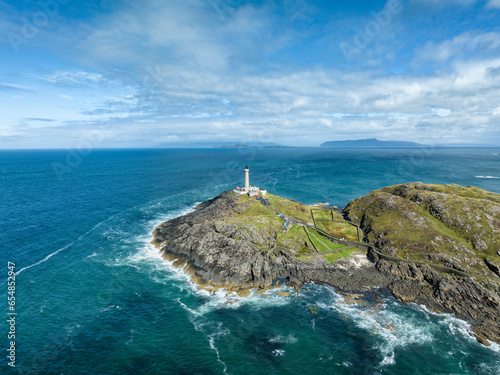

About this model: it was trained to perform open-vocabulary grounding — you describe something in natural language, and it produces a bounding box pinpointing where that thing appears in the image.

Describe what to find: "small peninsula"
[153,171,500,345]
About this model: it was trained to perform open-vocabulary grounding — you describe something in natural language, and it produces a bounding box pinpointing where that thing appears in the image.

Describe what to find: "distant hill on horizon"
[320,138,424,147]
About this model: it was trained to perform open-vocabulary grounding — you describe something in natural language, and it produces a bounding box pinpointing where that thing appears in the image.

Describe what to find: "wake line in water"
[14,190,202,278]
[175,298,231,375]
[15,214,118,276]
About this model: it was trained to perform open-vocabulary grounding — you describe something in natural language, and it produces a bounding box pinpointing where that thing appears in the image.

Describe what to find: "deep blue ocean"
[1,147,500,375]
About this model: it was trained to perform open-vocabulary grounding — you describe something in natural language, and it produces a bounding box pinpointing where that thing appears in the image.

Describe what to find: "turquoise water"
[1,148,500,374]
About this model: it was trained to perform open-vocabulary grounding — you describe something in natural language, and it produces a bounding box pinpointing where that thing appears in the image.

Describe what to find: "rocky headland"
[152,183,500,345]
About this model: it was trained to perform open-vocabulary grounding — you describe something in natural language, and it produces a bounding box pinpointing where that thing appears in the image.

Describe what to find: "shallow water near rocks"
[1,147,500,374]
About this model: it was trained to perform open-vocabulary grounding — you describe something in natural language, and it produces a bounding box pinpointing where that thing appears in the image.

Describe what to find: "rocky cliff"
[344,182,500,277]
[153,184,500,345]
[344,182,500,344]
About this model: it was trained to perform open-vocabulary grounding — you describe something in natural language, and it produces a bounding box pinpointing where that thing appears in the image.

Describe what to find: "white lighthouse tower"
[234,165,266,196]
[244,165,250,190]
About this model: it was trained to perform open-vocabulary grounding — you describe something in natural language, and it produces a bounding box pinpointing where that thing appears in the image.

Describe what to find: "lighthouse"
[244,165,250,190]
[234,166,266,196]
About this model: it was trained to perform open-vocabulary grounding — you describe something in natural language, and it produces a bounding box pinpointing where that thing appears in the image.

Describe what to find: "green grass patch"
[227,194,282,227]
[312,209,334,221]
[323,248,360,263]
[278,224,312,252]
[295,254,313,262]
[285,224,307,242]
[308,230,347,252]
[316,221,359,241]
[287,223,302,234]
[265,193,316,223]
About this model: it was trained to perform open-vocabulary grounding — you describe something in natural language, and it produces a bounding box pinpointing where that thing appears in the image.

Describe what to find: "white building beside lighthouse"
[234,165,267,196]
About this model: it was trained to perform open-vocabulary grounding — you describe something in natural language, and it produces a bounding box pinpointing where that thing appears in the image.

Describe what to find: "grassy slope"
[316,221,359,241]
[311,209,334,221]
[224,193,312,253]
[224,192,353,262]
[345,182,500,276]
[265,193,317,223]
[308,230,347,252]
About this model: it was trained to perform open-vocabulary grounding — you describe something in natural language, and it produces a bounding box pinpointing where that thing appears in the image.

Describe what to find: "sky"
[1,0,500,148]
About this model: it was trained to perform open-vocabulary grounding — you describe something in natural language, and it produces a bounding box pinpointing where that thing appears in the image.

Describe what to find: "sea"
[1,147,500,375]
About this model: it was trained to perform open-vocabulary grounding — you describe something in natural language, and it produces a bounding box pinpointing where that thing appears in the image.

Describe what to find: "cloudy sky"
[1,0,500,148]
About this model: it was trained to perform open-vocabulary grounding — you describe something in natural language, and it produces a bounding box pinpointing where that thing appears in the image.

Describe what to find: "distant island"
[152,167,500,345]
[320,138,424,147]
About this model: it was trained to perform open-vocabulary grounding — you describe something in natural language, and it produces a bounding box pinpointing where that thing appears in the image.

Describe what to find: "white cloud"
[159,135,180,142]
[3,0,500,147]
[42,71,108,85]
[433,108,452,117]
[46,54,499,145]
[0,83,35,91]
[413,32,500,66]
[487,0,500,8]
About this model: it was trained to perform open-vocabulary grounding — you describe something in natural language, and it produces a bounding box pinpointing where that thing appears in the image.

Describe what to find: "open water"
[1,147,500,374]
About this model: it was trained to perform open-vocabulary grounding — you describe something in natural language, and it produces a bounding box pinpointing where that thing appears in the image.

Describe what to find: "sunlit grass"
[323,248,360,263]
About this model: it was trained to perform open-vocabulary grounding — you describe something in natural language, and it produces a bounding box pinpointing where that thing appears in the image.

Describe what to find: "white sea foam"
[125,329,136,346]
[83,252,98,260]
[11,192,202,281]
[314,287,433,367]
[99,304,122,313]
[208,323,230,375]
[114,198,293,316]
[414,302,500,357]
[475,175,499,179]
[120,230,293,315]
[317,353,333,363]
[380,352,395,366]
[269,334,298,344]
[110,202,198,267]
[172,280,294,375]
[175,284,293,318]
[313,286,500,368]
[486,341,500,353]
[272,349,285,356]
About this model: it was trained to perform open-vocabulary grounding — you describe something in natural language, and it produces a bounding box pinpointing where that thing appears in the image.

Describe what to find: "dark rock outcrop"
[370,252,500,345]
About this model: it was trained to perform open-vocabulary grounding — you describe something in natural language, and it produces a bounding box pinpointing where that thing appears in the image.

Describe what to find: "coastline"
[151,185,500,345]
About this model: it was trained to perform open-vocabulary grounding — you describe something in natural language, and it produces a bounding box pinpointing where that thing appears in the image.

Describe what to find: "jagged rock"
[485,258,500,277]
